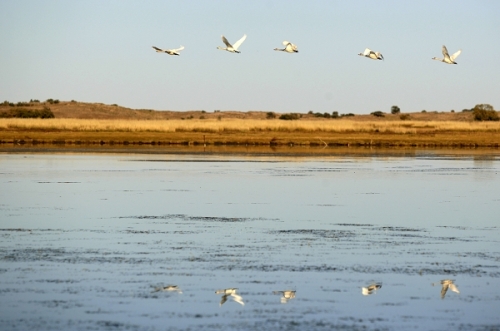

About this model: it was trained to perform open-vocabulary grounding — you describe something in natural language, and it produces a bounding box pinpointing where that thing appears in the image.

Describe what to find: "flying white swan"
[274,41,298,53]
[217,34,247,53]
[432,45,461,64]
[152,45,184,56]
[358,48,384,61]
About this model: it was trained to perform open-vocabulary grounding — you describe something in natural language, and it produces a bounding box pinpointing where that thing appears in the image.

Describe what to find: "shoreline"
[1,130,500,148]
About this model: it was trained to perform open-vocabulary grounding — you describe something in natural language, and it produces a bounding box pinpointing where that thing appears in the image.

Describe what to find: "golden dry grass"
[2,118,500,134]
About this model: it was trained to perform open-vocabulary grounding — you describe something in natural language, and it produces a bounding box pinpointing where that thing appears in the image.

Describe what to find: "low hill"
[1,100,475,121]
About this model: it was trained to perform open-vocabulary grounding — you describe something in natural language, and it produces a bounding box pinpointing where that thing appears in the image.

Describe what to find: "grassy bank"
[1,118,500,147]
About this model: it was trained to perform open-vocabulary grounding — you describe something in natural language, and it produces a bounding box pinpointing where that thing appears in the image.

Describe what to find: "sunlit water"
[1,151,500,330]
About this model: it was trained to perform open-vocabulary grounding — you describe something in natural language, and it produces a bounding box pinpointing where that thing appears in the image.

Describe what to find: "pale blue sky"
[1,1,499,114]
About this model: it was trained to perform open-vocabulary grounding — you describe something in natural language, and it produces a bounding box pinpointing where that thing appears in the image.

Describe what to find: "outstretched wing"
[171,45,185,53]
[231,293,245,306]
[152,46,164,52]
[232,34,247,50]
[450,49,461,61]
[221,35,232,48]
[363,48,373,56]
[440,283,449,298]
[448,283,460,294]
[219,295,228,306]
[442,45,451,60]
[282,40,291,46]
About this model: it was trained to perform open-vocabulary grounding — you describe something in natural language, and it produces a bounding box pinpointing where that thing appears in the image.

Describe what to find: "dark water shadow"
[2,144,500,159]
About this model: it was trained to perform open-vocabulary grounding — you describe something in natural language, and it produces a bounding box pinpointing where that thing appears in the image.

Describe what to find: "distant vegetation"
[266,112,276,119]
[371,111,385,117]
[306,111,352,119]
[0,107,54,119]
[279,113,300,120]
[473,104,499,121]
[391,105,401,114]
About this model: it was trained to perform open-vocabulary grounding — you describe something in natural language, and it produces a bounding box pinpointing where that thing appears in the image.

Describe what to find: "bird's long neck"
[274,48,284,51]
[217,46,226,50]
[432,57,443,62]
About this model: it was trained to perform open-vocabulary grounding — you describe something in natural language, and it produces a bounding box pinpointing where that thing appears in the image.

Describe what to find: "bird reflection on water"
[215,288,245,306]
[273,290,296,303]
[361,283,382,296]
[151,285,182,294]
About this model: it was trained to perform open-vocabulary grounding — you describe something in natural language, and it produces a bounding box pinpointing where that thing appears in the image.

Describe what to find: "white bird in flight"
[358,48,384,61]
[362,283,382,296]
[152,45,184,56]
[273,290,296,303]
[215,288,244,306]
[274,41,298,53]
[439,279,460,299]
[432,45,461,64]
[217,34,247,53]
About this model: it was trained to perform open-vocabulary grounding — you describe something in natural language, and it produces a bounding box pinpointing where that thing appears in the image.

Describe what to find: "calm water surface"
[1,151,500,330]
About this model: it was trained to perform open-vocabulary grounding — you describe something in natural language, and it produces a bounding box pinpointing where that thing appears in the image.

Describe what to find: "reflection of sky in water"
[1,153,499,330]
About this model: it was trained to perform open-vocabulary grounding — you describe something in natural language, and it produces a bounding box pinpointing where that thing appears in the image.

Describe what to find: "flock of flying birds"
[153,34,462,65]
[150,279,459,307]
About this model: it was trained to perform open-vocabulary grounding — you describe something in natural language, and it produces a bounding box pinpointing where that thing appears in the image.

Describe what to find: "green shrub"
[391,105,401,114]
[266,112,276,119]
[462,108,473,112]
[0,106,54,119]
[279,113,300,120]
[371,111,385,117]
[341,113,355,117]
[39,107,55,118]
[473,104,499,121]
[313,112,332,118]
[400,114,411,120]
[332,111,339,118]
